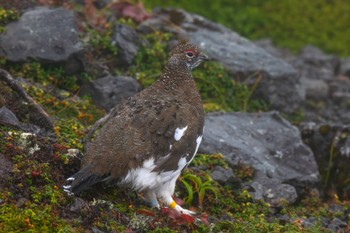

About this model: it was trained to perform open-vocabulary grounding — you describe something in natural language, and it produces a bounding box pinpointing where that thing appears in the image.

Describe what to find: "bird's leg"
[159,192,195,215]
[157,179,195,215]
[144,190,160,208]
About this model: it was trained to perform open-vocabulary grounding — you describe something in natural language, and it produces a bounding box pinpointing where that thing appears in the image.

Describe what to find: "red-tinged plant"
[137,209,155,217]
[161,207,196,226]
[110,1,151,23]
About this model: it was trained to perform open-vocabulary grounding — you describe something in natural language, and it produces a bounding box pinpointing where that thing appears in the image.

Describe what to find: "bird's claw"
[174,205,196,215]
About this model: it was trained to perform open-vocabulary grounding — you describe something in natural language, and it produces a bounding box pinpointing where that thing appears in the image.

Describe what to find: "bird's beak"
[200,53,210,61]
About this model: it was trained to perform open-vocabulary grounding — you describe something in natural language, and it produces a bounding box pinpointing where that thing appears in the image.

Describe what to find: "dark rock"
[74,0,112,9]
[255,40,350,124]
[199,111,320,203]
[276,214,290,225]
[0,106,20,127]
[0,7,84,74]
[301,217,318,228]
[91,227,106,233]
[0,153,12,188]
[327,218,347,232]
[250,171,298,207]
[263,183,298,207]
[296,46,339,100]
[80,75,141,111]
[329,75,350,102]
[210,166,239,187]
[0,0,39,12]
[328,204,346,216]
[0,105,42,134]
[300,122,350,198]
[69,197,89,212]
[219,214,235,222]
[112,23,142,65]
[339,57,350,78]
[299,45,340,81]
[138,8,304,113]
[0,72,53,135]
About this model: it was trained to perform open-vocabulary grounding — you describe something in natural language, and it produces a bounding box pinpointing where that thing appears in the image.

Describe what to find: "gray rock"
[81,75,141,111]
[255,40,350,124]
[249,170,298,206]
[0,7,84,73]
[299,45,340,78]
[112,23,142,65]
[74,0,112,9]
[301,217,318,228]
[254,38,294,63]
[300,78,329,99]
[138,8,304,113]
[295,46,339,100]
[69,197,89,212]
[327,218,347,232]
[210,166,238,187]
[300,123,350,197]
[199,111,320,201]
[339,57,350,77]
[91,227,106,233]
[0,106,20,127]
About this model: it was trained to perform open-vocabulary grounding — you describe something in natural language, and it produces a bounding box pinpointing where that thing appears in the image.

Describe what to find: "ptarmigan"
[64,42,208,215]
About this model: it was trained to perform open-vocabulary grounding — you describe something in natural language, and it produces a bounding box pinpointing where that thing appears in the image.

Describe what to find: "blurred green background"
[144,0,350,57]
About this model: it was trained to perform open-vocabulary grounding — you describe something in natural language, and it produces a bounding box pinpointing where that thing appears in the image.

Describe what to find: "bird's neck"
[158,66,192,87]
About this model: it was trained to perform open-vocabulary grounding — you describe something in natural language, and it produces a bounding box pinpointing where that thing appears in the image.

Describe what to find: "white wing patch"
[174,126,188,141]
[187,135,203,165]
[121,156,186,192]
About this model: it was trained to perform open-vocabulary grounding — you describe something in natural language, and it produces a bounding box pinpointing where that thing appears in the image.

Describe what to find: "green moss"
[191,153,228,169]
[0,130,84,232]
[144,0,350,57]
[84,27,118,56]
[6,62,81,93]
[0,202,78,232]
[0,7,18,33]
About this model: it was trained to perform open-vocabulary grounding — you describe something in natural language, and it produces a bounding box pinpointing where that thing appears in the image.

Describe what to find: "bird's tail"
[63,165,105,195]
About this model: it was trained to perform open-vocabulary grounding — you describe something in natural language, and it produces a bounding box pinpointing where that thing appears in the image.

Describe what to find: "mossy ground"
[0,2,349,232]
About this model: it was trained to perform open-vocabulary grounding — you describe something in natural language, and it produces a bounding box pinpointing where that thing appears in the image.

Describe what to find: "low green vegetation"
[0,2,349,232]
[144,0,350,56]
[0,7,18,33]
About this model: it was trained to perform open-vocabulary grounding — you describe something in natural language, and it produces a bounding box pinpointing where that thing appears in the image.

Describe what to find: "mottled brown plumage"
[64,43,208,215]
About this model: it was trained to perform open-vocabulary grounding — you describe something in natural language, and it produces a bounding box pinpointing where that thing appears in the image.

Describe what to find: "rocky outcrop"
[138,8,304,113]
[255,39,349,125]
[300,122,350,198]
[112,23,143,65]
[0,7,84,74]
[200,111,319,205]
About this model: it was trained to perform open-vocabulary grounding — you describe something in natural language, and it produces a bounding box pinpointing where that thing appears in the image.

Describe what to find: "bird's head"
[167,43,209,71]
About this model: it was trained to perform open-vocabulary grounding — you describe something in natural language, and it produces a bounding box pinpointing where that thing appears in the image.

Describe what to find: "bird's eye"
[185,50,194,58]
